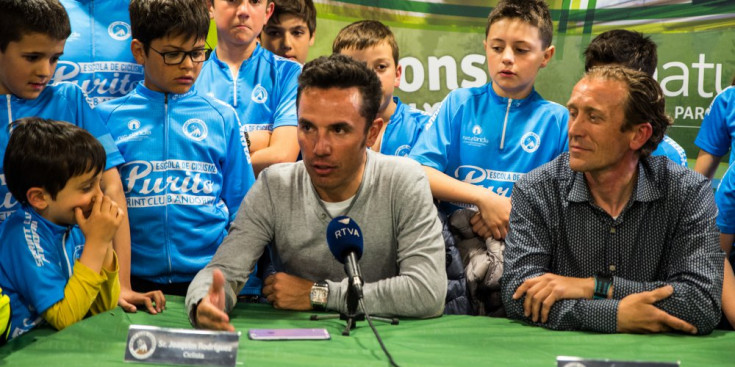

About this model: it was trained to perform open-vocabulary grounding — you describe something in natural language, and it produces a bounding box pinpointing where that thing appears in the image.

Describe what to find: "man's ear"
[131,39,146,65]
[366,118,384,148]
[26,187,49,211]
[630,122,653,151]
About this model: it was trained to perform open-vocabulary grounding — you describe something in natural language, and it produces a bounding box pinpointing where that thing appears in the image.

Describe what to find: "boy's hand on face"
[75,193,125,246]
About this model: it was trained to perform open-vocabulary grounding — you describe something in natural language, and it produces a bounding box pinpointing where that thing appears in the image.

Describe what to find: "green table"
[1,296,734,366]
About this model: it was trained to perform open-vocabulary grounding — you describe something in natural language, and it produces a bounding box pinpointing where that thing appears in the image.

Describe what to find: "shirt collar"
[210,43,262,70]
[487,82,540,108]
[566,156,662,204]
[135,82,195,101]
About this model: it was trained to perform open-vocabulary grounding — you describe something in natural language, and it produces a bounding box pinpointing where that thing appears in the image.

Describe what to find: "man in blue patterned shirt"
[501,66,723,334]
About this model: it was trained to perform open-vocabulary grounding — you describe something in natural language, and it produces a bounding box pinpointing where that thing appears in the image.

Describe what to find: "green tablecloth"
[1,296,734,366]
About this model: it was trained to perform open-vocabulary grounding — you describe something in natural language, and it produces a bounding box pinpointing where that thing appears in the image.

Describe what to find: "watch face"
[310,284,328,305]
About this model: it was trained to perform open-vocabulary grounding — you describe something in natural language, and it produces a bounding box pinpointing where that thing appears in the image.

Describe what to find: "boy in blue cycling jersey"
[409,0,568,240]
[260,0,316,65]
[0,0,155,314]
[56,0,143,105]
[0,118,122,340]
[97,0,256,296]
[199,0,301,177]
[333,20,431,157]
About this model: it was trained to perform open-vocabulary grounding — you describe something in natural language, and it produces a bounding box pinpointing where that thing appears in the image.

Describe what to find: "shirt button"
[320,213,326,219]
[610,227,616,234]
[609,264,616,272]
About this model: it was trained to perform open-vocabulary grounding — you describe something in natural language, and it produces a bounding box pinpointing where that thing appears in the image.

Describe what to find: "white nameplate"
[558,356,679,367]
[124,324,240,366]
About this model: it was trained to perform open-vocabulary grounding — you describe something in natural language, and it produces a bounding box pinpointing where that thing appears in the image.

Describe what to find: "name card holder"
[124,324,240,366]
[558,356,680,367]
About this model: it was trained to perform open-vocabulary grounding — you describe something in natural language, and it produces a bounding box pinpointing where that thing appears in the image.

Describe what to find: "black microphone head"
[326,216,363,263]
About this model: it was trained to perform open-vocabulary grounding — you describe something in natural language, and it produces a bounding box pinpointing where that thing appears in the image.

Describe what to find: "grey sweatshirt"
[186,150,447,322]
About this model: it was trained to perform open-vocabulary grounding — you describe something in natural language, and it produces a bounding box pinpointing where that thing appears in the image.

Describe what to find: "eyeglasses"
[149,47,210,65]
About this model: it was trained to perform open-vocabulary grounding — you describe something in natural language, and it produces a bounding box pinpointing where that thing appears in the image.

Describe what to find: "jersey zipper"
[499,98,512,150]
[164,94,173,282]
[62,229,73,279]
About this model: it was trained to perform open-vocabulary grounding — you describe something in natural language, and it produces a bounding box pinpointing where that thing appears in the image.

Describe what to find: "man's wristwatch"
[310,281,329,311]
[594,273,613,299]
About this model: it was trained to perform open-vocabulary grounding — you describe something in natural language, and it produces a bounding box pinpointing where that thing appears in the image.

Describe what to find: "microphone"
[326,216,364,299]
[323,217,400,366]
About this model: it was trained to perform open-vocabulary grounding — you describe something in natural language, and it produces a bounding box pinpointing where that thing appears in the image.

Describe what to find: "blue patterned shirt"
[502,153,723,334]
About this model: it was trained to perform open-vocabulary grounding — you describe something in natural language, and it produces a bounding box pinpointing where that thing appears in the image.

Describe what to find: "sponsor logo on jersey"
[122,160,218,208]
[22,212,46,267]
[520,131,541,153]
[462,124,489,147]
[52,61,143,101]
[454,165,523,197]
[251,84,268,104]
[108,21,131,41]
[0,174,18,220]
[183,119,208,141]
[128,120,141,130]
[394,144,412,157]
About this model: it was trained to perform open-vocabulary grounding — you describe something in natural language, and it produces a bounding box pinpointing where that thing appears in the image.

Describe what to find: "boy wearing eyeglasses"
[96,0,256,296]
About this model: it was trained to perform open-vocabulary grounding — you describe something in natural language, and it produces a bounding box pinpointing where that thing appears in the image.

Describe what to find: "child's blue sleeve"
[716,166,735,235]
[271,63,301,129]
[408,94,456,172]
[69,86,126,169]
[3,224,68,317]
[559,109,570,152]
[221,107,256,224]
[695,89,732,157]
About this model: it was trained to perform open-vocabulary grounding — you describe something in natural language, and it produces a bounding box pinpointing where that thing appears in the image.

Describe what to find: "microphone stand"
[310,274,399,336]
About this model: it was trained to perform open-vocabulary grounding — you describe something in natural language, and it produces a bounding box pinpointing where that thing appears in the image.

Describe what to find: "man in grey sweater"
[186,54,447,330]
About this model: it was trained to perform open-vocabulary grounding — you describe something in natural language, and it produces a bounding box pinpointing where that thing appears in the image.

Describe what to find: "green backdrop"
[208,0,735,164]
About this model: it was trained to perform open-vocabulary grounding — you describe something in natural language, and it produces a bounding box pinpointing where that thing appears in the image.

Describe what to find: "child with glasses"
[96,0,256,297]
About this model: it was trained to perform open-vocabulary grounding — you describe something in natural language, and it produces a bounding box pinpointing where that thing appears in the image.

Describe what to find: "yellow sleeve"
[42,260,107,330]
[90,251,121,315]
[0,287,10,345]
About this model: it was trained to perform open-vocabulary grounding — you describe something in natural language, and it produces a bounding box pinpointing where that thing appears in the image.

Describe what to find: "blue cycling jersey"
[379,97,431,157]
[409,83,569,214]
[0,83,124,222]
[55,0,143,105]
[716,164,735,235]
[195,44,301,132]
[651,135,687,166]
[97,83,256,284]
[695,86,735,164]
[0,206,86,339]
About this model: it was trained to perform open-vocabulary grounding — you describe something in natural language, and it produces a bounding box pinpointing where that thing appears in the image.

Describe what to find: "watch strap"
[594,273,613,299]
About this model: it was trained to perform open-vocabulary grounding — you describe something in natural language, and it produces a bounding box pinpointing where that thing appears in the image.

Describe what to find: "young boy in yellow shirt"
[0,118,123,339]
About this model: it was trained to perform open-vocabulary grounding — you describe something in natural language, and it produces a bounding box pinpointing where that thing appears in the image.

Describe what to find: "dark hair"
[332,20,399,65]
[586,66,671,157]
[0,0,70,52]
[4,118,106,204]
[270,0,316,36]
[129,0,209,51]
[485,0,553,48]
[298,54,382,129]
[584,30,658,77]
